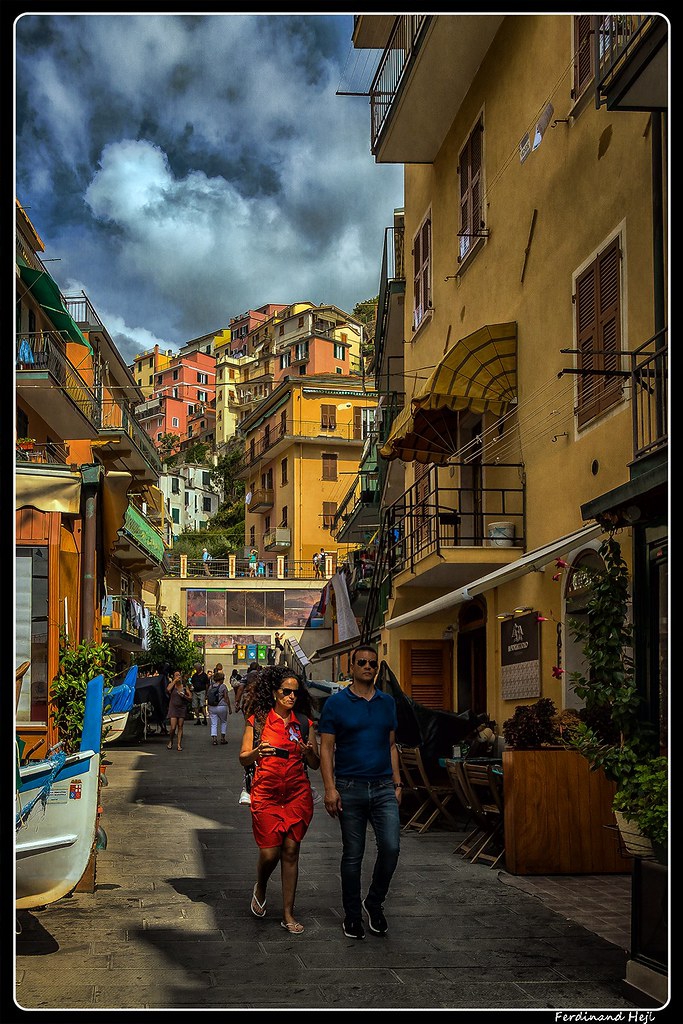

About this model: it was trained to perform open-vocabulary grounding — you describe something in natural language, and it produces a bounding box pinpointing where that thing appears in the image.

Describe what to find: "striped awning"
[380,322,517,464]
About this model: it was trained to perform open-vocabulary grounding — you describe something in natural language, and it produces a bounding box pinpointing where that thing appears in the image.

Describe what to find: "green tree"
[157,432,182,460]
[135,613,203,676]
[51,634,116,753]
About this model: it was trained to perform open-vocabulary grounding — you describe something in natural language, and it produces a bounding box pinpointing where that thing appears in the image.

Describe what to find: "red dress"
[248,709,314,848]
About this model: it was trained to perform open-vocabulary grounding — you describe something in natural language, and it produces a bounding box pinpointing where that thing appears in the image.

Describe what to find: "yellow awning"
[15,468,81,513]
[380,322,517,464]
[101,470,132,558]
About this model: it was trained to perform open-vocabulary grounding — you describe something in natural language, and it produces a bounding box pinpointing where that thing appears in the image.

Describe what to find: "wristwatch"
[394,782,404,789]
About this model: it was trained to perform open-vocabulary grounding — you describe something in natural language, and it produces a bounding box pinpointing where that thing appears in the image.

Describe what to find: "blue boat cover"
[103,665,139,714]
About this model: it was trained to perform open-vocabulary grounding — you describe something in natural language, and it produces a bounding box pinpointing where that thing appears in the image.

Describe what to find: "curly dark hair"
[250,665,313,725]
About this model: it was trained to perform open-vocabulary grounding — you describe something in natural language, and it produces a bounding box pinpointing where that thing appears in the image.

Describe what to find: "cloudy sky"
[14,13,404,364]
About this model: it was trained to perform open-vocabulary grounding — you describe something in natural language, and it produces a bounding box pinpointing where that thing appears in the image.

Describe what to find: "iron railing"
[16,331,100,425]
[165,556,335,581]
[98,398,163,475]
[631,332,667,462]
[593,14,661,107]
[15,440,69,465]
[370,15,430,150]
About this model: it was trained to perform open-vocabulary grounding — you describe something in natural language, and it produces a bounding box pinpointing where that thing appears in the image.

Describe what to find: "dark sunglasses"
[280,687,299,696]
[355,659,378,668]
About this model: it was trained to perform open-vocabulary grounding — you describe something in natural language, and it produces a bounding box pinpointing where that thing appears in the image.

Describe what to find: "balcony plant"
[565,533,667,861]
[16,437,36,450]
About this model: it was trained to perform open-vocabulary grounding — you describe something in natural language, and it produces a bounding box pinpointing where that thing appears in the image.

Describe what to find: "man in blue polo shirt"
[318,644,402,940]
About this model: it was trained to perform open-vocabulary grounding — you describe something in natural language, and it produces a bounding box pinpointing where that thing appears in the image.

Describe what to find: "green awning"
[121,503,166,562]
[18,263,93,352]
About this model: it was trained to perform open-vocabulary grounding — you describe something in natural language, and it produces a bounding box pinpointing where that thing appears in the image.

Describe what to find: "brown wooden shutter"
[576,237,622,426]
[413,230,422,321]
[471,121,482,233]
[353,407,362,439]
[574,15,593,98]
[421,218,431,313]
[322,453,337,480]
[400,640,453,711]
[321,404,336,430]
[322,501,337,527]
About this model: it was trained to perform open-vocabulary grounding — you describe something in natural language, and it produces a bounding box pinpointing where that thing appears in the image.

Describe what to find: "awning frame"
[384,523,604,629]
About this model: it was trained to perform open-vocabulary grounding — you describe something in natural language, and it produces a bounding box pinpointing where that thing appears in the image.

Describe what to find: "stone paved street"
[15,723,641,1013]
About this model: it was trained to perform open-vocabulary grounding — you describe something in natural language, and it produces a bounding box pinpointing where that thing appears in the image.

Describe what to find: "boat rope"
[15,746,68,831]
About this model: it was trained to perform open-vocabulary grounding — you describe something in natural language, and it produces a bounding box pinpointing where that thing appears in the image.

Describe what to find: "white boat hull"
[16,749,100,909]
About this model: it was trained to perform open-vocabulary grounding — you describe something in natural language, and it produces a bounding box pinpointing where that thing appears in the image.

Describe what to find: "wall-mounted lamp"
[513,606,533,615]
[497,612,514,620]
[621,505,642,524]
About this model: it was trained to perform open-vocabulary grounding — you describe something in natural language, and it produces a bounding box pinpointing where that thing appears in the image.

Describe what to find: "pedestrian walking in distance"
[189,662,209,726]
[318,644,402,940]
[202,547,212,575]
[165,671,192,752]
[207,665,231,745]
[239,666,320,934]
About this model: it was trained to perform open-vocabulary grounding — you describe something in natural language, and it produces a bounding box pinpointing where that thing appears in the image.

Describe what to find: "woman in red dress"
[239,666,320,934]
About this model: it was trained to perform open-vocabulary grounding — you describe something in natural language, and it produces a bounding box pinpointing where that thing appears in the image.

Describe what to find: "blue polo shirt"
[318,686,398,779]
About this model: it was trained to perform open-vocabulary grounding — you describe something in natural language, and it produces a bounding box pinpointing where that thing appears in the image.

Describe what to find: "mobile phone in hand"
[271,747,290,759]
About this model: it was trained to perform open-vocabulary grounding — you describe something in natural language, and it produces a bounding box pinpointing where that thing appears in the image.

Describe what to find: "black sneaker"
[362,898,388,935]
[342,918,365,939]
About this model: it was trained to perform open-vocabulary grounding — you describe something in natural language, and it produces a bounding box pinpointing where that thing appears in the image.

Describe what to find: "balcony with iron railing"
[15,440,70,466]
[16,331,100,428]
[243,417,368,468]
[631,332,667,464]
[384,462,525,580]
[370,15,429,150]
[263,527,292,550]
[101,595,146,644]
[593,14,668,111]
[374,223,405,381]
[99,398,163,475]
[248,487,275,513]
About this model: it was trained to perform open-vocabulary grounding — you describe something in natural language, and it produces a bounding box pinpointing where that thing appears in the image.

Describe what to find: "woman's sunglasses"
[280,687,299,696]
[355,659,378,668]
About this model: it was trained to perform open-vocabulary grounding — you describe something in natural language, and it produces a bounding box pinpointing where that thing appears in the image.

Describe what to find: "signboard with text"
[500,611,541,699]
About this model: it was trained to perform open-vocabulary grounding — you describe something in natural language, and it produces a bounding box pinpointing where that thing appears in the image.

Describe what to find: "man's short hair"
[351,644,378,663]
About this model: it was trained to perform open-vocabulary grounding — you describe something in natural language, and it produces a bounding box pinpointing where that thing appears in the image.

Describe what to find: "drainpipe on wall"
[80,464,102,642]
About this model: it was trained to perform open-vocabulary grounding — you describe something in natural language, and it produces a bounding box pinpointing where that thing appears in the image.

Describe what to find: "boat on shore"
[15,674,105,910]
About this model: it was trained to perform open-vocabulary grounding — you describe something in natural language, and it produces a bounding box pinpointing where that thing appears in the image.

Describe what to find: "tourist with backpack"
[239,666,319,934]
[206,665,231,745]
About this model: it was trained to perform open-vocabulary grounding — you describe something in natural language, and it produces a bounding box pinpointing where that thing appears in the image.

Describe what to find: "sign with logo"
[500,612,541,699]
[246,643,257,662]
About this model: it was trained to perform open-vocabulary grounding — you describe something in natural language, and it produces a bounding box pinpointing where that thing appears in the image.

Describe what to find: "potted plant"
[16,437,36,450]
[566,533,668,862]
[500,696,623,874]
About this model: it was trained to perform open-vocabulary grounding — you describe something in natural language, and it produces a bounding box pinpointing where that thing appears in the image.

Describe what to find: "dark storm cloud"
[15,13,403,364]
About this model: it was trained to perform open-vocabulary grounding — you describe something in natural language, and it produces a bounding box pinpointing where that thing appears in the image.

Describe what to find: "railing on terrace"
[64,293,105,330]
[99,398,163,474]
[16,331,100,425]
[101,595,143,640]
[385,462,525,575]
[631,331,667,461]
[332,469,379,536]
[593,14,661,105]
[374,224,405,375]
[165,556,336,581]
[16,440,69,466]
[243,418,369,466]
[370,15,430,150]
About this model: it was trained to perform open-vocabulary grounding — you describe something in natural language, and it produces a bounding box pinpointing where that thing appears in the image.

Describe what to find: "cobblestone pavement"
[14,723,644,1014]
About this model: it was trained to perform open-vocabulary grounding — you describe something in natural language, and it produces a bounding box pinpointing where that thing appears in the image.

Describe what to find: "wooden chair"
[462,761,505,868]
[397,745,460,834]
[444,759,491,858]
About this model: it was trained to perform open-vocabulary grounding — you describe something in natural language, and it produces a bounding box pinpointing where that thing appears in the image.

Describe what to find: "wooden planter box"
[503,748,630,874]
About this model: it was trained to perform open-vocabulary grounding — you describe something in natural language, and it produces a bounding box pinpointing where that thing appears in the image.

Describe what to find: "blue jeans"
[336,778,401,922]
